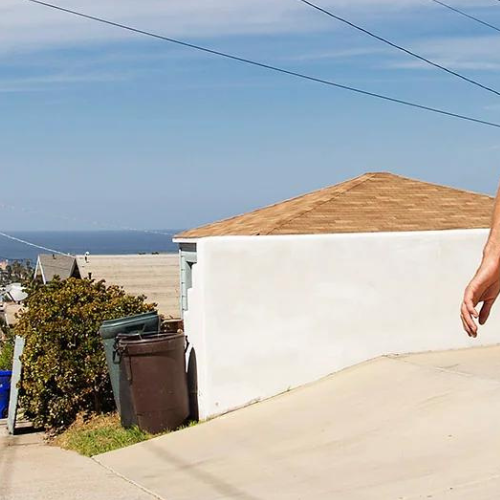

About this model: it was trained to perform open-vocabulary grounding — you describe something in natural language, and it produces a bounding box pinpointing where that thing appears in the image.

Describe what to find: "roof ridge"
[175,171,495,239]
[404,175,493,199]
[367,171,494,199]
[175,173,375,239]
[263,173,378,235]
[359,172,496,205]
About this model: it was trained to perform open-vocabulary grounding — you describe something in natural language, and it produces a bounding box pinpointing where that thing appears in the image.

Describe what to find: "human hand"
[461,259,500,337]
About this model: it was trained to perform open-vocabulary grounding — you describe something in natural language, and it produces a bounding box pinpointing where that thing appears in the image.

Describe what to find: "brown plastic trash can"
[117,332,190,434]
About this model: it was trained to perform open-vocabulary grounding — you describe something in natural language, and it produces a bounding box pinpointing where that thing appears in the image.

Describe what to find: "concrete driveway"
[0,425,157,500]
[96,345,500,500]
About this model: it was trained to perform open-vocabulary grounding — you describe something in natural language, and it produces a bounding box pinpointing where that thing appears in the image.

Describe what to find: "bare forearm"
[483,182,500,263]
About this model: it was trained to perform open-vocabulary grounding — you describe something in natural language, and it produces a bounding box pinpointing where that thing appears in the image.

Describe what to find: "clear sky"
[2,0,500,231]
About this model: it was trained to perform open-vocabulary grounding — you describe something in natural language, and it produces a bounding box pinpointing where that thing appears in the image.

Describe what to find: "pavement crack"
[92,456,166,500]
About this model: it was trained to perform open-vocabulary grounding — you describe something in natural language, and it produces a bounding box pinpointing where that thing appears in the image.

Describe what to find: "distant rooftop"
[3,283,28,303]
[75,254,180,319]
[34,254,79,283]
[176,172,495,239]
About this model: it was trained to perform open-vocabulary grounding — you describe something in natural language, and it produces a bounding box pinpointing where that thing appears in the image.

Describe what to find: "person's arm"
[461,184,500,337]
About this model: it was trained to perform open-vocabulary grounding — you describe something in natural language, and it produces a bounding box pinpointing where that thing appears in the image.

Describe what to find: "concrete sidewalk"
[0,424,157,500]
[96,345,500,500]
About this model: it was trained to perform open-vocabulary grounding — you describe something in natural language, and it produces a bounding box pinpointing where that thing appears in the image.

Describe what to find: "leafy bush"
[0,319,15,371]
[15,278,155,432]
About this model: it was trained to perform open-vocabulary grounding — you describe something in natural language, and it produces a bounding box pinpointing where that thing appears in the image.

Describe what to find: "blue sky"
[2,0,500,231]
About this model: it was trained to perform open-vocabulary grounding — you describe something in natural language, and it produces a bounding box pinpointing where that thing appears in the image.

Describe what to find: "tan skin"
[462,183,500,337]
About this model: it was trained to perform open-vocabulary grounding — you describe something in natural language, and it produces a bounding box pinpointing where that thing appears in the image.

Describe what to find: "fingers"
[479,298,497,325]
[461,287,479,337]
[461,301,478,338]
[464,293,479,319]
[460,314,474,337]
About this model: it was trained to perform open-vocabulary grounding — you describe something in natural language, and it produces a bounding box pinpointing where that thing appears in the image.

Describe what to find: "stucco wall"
[184,230,500,420]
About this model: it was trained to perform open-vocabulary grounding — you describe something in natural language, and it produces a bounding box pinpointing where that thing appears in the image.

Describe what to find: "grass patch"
[54,413,154,457]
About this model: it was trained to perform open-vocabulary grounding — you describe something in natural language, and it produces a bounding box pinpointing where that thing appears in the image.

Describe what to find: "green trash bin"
[99,312,160,413]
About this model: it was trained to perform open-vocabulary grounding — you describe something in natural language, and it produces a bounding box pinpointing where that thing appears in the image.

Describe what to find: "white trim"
[173,228,489,244]
[34,255,47,284]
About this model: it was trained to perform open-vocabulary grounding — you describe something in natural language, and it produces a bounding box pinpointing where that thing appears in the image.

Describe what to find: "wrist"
[483,243,500,266]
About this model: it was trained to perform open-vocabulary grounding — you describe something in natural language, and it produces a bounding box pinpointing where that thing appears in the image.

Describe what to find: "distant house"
[34,254,80,284]
[34,253,180,319]
[173,172,499,420]
[75,254,180,319]
[1,283,28,303]
[0,283,28,326]
[1,303,23,327]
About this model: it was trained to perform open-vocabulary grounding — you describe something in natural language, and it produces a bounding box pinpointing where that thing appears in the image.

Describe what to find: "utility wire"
[24,0,500,130]
[297,0,500,97]
[0,202,177,260]
[431,0,500,33]
[0,231,68,256]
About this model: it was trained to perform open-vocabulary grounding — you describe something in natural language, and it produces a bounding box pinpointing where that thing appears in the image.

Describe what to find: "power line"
[0,231,68,256]
[24,0,500,130]
[431,0,500,33]
[297,0,500,97]
[0,201,179,256]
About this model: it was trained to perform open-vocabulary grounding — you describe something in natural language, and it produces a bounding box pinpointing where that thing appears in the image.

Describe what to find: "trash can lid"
[99,312,159,339]
[100,311,158,328]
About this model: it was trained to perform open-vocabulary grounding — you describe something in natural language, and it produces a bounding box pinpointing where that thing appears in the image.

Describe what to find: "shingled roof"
[35,254,79,283]
[175,172,495,239]
[75,254,180,319]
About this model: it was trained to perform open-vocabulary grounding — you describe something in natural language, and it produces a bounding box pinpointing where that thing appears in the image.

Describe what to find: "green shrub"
[15,278,156,432]
[0,320,15,371]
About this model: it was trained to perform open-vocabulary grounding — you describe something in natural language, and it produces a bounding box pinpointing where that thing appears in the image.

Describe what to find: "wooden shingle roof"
[176,172,494,239]
[75,254,180,319]
[35,254,79,282]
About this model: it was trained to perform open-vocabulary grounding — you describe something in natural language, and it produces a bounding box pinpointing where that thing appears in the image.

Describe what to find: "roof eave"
[173,237,201,244]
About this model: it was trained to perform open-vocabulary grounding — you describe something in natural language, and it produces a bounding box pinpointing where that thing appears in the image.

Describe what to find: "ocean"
[0,230,181,264]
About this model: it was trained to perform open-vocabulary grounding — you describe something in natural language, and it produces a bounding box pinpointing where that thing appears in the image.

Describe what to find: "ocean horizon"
[0,230,182,264]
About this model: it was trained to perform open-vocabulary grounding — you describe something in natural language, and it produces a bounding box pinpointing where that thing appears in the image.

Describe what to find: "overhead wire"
[430,0,500,33]
[23,0,500,130]
[0,201,177,259]
[297,0,500,97]
[0,231,69,256]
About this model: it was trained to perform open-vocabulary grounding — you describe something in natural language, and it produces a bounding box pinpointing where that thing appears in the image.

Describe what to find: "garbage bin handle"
[113,337,128,364]
[113,338,121,364]
[113,340,133,382]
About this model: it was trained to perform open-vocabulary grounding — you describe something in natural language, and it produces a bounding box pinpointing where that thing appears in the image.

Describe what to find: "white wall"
[184,230,500,420]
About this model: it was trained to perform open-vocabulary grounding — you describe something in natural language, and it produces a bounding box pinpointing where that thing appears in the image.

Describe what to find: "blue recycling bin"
[0,371,12,419]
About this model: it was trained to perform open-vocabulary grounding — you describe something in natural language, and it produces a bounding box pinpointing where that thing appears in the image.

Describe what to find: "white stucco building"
[174,172,499,420]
